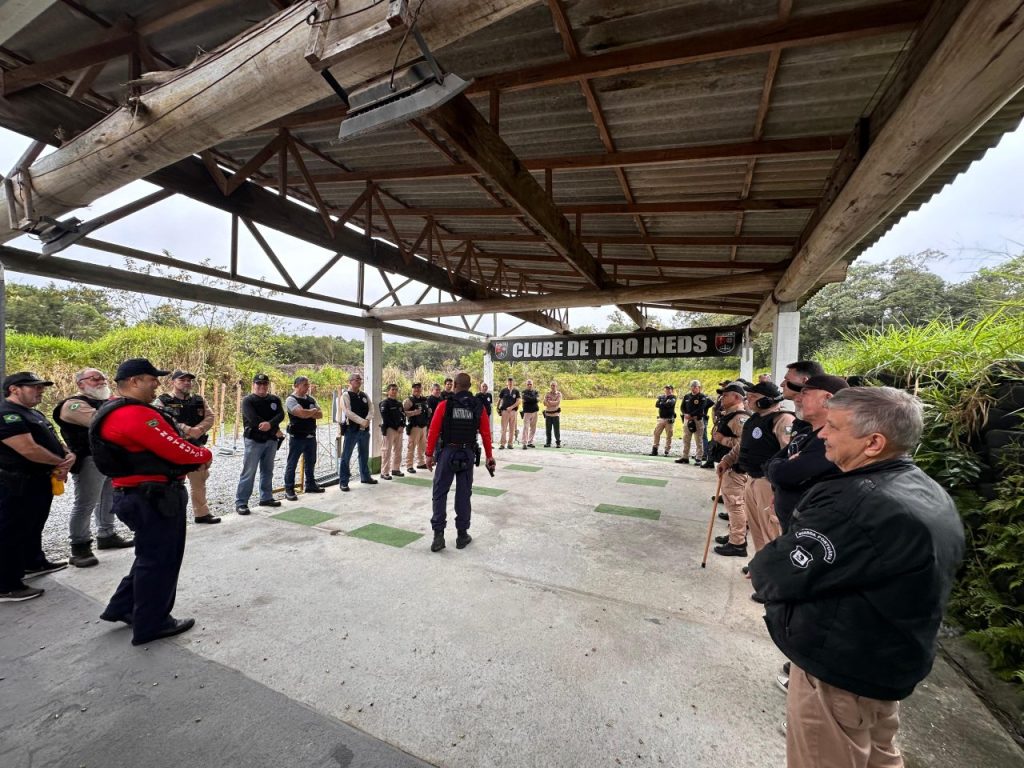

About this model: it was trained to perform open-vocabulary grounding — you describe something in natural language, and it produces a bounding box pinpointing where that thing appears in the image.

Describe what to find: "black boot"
[456,531,472,549]
[650,447,658,456]
[714,541,748,557]
[96,532,134,550]
[69,541,98,568]
[284,488,298,501]
[431,533,446,552]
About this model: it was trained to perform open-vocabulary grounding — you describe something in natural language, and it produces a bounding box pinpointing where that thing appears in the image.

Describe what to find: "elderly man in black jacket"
[750,386,964,768]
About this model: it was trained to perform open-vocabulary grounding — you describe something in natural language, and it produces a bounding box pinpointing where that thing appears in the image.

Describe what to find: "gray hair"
[826,386,924,453]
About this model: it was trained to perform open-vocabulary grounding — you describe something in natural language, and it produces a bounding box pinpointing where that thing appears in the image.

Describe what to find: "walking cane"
[701,472,725,568]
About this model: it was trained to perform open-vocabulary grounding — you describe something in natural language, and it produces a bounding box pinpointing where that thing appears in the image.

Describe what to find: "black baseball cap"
[788,374,849,395]
[743,381,783,399]
[3,371,54,389]
[115,358,170,381]
[412,382,422,388]
[253,373,270,384]
[171,370,196,380]
[717,382,746,396]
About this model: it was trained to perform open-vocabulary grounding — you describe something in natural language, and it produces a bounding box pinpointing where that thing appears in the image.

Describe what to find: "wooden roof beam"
[468,1,928,93]
[431,233,794,247]
[368,269,784,320]
[750,0,1024,331]
[286,135,845,185]
[378,198,820,217]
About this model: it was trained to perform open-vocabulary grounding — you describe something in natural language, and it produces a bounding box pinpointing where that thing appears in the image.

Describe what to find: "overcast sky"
[1,120,1022,341]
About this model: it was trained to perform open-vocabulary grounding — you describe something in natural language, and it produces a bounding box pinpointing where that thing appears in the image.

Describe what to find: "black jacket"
[764,425,838,532]
[750,457,965,701]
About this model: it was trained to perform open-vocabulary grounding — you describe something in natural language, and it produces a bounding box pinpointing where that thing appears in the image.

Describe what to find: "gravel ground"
[41,425,698,560]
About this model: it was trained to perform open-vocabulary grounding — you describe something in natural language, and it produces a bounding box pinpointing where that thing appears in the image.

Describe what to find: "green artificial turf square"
[595,503,661,521]
[394,476,433,487]
[617,476,669,488]
[347,523,423,548]
[504,464,542,472]
[472,485,508,497]
[271,507,337,526]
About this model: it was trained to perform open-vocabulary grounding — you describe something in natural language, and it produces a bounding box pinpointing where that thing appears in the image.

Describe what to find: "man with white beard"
[53,369,134,568]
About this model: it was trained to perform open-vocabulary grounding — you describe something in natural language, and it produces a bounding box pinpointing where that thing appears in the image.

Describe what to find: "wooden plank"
[287,135,845,184]
[749,0,1024,331]
[426,94,607,289]
[378,198,819,216]
[368,269,784,320]
[468,1,928,93]
[0,33,137,96]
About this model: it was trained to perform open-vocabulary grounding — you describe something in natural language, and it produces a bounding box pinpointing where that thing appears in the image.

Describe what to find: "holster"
[137,481,186,519]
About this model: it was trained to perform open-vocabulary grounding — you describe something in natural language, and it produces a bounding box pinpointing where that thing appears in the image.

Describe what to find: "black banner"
[488,326,743,362]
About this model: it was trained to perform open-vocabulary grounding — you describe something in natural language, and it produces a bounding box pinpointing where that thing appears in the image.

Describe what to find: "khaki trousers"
[721,468,747,545]
[787,665,903,768]
[405,426,426,468]
[744,476,781,552]
[682,418,705,460]
[500,409,517,445]
[381,428,403,473]
[187,462,211,518]
[520,412,538,444]
[653,418,674,450]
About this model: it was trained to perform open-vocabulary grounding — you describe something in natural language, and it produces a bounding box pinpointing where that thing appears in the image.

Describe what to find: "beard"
[83,384,112,400]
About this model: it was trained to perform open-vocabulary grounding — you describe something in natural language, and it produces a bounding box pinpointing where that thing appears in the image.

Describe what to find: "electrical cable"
[306,0,385,26]
[388,0,428,91]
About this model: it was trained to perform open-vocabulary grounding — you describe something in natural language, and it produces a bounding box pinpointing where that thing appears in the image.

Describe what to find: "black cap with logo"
[114,358,171,382]
[3,371,54,390]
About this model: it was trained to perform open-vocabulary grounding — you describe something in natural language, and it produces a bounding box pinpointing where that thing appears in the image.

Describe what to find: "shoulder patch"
[794,528,837,563]
[69,402,81,410]
[3,413,21,423]
[146,418,159,427]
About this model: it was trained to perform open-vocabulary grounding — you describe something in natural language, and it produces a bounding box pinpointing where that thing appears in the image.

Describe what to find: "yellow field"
[557,397,661,435]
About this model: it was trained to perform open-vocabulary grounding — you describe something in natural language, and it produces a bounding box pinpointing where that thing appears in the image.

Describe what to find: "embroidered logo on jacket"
[794,528,836,564]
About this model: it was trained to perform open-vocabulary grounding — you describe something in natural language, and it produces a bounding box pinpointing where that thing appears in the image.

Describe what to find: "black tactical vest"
[379,397,406,431]
[441,392,482,446]
[656,395,677,420]
[407,395,431,428]
[89,398,205,480]
[475,391,493,417]
[345,390,370,431]
[287,394,318,437]
[53,395,105,457]
[158,392,209,445]
[716,408,752,440]
[736,411,786,478]
[0,401,65,473]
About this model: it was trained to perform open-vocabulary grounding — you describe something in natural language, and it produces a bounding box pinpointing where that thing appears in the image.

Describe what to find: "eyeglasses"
[81,375,107,383]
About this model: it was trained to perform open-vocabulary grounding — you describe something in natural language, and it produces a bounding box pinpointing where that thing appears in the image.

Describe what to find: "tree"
[6,283,122,340]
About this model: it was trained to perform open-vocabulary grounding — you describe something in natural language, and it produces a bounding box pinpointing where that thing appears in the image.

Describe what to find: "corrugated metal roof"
[1,0,1021,322]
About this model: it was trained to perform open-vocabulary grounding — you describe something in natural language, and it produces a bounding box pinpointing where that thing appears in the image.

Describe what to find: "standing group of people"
[651,380,715,464]
[496,377,563,450]
[692,361,965,768]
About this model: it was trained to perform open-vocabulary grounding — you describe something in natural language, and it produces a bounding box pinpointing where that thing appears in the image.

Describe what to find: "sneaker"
[361,478,378,485]
[236,506,251,515]
[392,470,405,477]
[0,585,44,602]
[258,499,282,507]
[284,491,299,501]
[456,531,472,549]
[674,457,689,464]
[713,542,748,557]
[776,674,789,693]
[96,533,134,550]
[407,467,416,474]
[340,484,350,492]
[381,474,392,480]
[24,560,68,578]
[431,533,445,552]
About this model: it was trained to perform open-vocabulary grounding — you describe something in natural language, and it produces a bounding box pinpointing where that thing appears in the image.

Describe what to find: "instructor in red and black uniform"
[89,359,213,645]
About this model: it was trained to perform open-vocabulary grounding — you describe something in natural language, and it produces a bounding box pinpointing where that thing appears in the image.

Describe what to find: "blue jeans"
[339,427,370,485]
[235,438,277,507]
[69,456,115,544]
[284,434,318,491]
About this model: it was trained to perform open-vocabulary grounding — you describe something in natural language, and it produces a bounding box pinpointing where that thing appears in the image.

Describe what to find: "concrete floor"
[3,448,1022,767]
